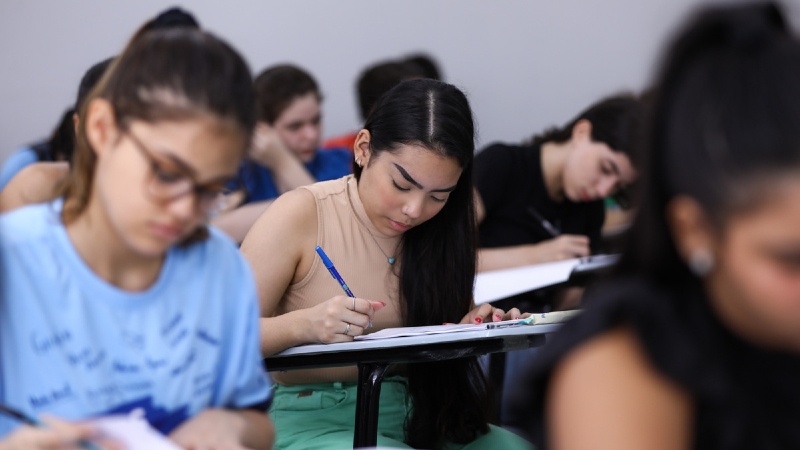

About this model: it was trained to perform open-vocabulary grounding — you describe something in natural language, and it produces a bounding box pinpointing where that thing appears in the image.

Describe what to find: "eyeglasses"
[122,127,245,217]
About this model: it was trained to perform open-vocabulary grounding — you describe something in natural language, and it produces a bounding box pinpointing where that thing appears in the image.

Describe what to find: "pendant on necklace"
[388,257,395,264]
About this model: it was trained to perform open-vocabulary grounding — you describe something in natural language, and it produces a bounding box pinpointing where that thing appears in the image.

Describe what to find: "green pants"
[269,376,533,450]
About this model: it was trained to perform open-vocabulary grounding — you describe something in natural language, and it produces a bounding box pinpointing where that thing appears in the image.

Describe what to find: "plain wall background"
[2,0,798,163]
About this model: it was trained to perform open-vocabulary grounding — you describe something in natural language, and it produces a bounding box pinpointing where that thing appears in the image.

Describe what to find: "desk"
[264,324,560,449]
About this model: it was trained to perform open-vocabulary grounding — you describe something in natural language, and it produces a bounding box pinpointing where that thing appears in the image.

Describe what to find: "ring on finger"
[344,323,351,335]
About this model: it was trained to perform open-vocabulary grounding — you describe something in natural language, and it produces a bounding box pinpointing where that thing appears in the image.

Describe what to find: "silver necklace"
[364,227,396,264]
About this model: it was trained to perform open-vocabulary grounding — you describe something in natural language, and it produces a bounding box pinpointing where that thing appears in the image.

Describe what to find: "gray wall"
[1,0,796,163]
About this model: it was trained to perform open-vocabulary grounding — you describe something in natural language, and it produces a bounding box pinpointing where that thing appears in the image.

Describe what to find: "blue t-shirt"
[241,148,352,202]
[0,202,272,437]
[0,147,38,191]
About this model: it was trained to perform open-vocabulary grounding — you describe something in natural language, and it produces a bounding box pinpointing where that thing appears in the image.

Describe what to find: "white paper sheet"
[355,323,489,340]
[86,414,182,450]
[473,258,581,305]
[354,311,580,341]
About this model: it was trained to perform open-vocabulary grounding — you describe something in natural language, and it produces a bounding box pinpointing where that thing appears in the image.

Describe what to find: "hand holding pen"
[526,206,590,261]
[310,246,386,343]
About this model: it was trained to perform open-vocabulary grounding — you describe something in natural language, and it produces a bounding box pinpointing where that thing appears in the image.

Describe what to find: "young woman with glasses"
[0,16,274,450]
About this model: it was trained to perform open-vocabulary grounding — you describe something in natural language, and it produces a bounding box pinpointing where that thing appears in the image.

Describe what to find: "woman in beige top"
[242,79,531,450]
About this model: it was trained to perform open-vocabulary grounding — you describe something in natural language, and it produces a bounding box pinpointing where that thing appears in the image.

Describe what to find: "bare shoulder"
[241,188,317,248]
[240,188,319,284]
[547,327,693,450]
[0,162,69,212]
[241,188,319,314]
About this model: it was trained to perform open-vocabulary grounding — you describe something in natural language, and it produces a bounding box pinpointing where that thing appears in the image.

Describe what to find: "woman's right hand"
[304,296,386,343]
[0,415,122,450]
[533,234,590,262]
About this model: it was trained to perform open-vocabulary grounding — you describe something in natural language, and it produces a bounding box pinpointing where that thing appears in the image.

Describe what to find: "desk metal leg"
[488,352,506,423]
[353,362,391,448]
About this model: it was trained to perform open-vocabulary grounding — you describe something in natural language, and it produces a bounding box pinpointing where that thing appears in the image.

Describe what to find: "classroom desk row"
[263,256,616,448]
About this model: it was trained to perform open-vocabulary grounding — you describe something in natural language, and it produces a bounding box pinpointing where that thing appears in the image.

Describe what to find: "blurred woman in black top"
[507,3,800,449]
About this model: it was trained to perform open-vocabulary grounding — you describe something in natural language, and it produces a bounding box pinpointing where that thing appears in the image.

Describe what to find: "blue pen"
[316,246,354,296]
[0,403,107,450]
[315,246,372,327]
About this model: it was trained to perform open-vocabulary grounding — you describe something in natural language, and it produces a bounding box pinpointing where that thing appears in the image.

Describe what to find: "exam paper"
[355,323,488,340]
[87,414,182,450]
[354,311,580,341]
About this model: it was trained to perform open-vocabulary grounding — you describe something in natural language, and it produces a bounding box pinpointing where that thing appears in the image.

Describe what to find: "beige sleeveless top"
[270,175,404,385]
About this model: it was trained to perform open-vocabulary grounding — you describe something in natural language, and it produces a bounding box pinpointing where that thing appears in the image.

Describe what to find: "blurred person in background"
[213,64,352,242]
[0,58,112,192]
[474,94,643,274]
[321,56,434,151]
[507,3,800,449]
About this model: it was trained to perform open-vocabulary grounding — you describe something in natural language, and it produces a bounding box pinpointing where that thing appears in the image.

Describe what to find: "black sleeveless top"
[506,275,800,449]
[474,142,605,250]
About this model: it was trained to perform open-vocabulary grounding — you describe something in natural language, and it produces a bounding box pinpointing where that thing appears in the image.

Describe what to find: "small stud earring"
[688,249,714,277]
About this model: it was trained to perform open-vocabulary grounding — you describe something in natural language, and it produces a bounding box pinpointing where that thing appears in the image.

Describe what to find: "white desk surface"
[270,323,561,357]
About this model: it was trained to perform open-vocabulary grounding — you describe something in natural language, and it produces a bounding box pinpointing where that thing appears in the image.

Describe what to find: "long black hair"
[355,78,491,448]
[31,108,75,162]
[28,58,113,164]
[616,2,800,287]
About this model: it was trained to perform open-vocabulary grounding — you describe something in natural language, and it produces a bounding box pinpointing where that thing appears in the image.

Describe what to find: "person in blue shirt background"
[0,9,274,450]
[0,58,113,192]
[212,64,352,243]
[243,64,352,201]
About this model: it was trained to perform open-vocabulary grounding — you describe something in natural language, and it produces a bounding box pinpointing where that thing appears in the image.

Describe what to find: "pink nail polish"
[495,314,501,320]
[380,302,386,306]
[475,317,482,324]
[515,317,520,320]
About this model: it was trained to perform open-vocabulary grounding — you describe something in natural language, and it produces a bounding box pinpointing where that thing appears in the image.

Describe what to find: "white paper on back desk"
[86,413,182,450]
[473,258,581,305]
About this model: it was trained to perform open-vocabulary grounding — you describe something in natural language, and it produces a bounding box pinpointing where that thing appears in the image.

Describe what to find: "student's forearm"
[235,409,275,450]
[478,235,590,272]
[259,309,311,356]
[269,150,315,194]
[478,245,545,272]
[212,200,273,244]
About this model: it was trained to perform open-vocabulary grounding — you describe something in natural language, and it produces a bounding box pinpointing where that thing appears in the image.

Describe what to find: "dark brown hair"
[253,64,321,124]
[59,25,254,244]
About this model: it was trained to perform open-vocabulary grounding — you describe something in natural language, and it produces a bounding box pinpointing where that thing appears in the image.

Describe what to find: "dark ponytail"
[357,78,491,448]
[617,2,800,287]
